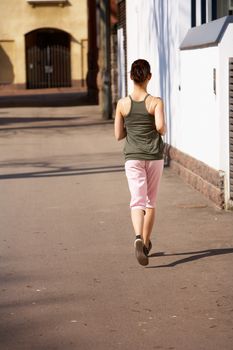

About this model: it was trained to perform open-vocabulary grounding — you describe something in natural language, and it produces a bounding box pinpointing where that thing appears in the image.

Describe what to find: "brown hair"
[130,59,151,83]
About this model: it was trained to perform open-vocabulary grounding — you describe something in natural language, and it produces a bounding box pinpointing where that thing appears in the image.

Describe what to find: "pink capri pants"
[125,159,164,211]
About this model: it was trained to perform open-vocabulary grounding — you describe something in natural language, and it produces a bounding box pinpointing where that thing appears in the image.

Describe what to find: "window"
[212,0,217,20]
[191,0,232,28]
[191,0,196,27]
[201,0,206,24]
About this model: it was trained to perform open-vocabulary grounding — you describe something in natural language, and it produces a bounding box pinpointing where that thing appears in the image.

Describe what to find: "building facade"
[0,0,88,90]
[118,0,233,209]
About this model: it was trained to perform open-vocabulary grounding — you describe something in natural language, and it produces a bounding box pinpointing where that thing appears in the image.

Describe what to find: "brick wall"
[165,145,225,209]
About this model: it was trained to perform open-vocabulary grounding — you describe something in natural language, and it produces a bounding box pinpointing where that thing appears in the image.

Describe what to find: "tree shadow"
[146,248,233,268]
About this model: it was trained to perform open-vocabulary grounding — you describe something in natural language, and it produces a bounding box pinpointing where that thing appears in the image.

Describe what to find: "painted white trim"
[206,0,212,22]
[196,0,201,26]
[117,28,126,98]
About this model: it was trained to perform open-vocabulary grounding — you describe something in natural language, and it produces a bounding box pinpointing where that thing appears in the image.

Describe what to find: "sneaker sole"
[134,239,149,266]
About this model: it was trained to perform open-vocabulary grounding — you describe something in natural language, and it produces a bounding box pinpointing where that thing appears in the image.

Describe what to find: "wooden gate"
[26,29,71,89]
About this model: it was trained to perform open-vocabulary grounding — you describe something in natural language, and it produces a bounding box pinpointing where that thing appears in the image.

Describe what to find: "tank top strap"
[129,94,149,102]
[144,93,150,102]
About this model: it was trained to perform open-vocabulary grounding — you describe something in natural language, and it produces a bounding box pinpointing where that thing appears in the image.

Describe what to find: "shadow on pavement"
[147,248,233,268]
[0,165,125,181]
[0,91,91,108]
[0,116,85,126]
[0,276,88,349]
[0,120,113,133]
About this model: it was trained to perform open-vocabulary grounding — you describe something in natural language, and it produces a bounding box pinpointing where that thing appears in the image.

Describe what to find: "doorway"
[25,28,71,89]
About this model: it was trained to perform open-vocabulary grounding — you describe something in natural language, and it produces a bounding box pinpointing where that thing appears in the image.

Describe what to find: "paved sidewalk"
[0,104,111,131]
[0,105,233,350]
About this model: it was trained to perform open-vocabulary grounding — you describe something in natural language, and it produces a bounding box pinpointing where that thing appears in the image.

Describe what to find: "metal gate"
[26,29,71,89]
[229,58,233,200]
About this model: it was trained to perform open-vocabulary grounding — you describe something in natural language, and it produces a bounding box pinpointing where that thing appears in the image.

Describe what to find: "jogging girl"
[114,59,166,266]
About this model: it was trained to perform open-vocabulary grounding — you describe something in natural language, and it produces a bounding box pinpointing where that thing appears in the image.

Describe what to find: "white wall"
[126,0,161,96]
[218,24,233,201]
[179,24,233,203]
[126,0,191,145]
[125,0,233,205]
[179,47,220,169]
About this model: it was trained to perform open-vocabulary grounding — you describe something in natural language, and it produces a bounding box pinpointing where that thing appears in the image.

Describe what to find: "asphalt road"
[0,106,233,350]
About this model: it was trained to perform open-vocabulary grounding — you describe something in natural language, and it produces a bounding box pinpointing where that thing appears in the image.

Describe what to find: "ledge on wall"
[180,15,233,50]
[27,0,69,6]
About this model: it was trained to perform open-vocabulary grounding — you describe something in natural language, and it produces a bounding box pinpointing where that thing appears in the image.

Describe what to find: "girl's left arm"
[154,98,167,135]
[114,100,127,141]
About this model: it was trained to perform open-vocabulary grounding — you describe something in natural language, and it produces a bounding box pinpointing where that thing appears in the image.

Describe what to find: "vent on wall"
[229,58,233,200]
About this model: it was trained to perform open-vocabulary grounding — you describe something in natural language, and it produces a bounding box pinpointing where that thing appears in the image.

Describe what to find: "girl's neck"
[131,83,148,100]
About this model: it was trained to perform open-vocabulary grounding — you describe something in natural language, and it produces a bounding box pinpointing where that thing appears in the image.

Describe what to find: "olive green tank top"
[124,94,164,161]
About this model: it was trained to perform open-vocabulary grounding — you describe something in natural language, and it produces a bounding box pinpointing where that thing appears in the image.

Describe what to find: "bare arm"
[114,100,127,141]
[154,98,167,135]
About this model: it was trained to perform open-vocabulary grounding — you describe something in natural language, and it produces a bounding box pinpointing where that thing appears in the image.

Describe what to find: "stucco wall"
[126,0,191,145]
[179,46,219,169]
[0,0,87,87]
[218,24,233,201]
[125,1,233,206]
[179,24,233,203]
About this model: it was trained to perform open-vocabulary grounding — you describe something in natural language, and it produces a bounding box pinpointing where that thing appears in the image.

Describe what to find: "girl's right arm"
[114,100,127,141]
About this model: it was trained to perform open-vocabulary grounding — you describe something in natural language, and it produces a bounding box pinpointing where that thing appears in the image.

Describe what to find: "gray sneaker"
[143,240,152,257]
[134,235,149,266]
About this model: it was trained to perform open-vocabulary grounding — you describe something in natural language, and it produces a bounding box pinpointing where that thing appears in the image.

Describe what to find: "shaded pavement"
[0,89,89,108]
[0,105,233,350]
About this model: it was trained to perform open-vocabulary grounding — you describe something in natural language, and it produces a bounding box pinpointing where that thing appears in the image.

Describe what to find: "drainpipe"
[97,0,113,119]
[87,0,98,104]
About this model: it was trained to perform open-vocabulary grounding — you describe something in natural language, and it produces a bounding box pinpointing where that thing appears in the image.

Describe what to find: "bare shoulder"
[146,95,163,114]
[117,96,131,117]
[151,96,163,105]
[120,96,130,104]
[116,97,127,107]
